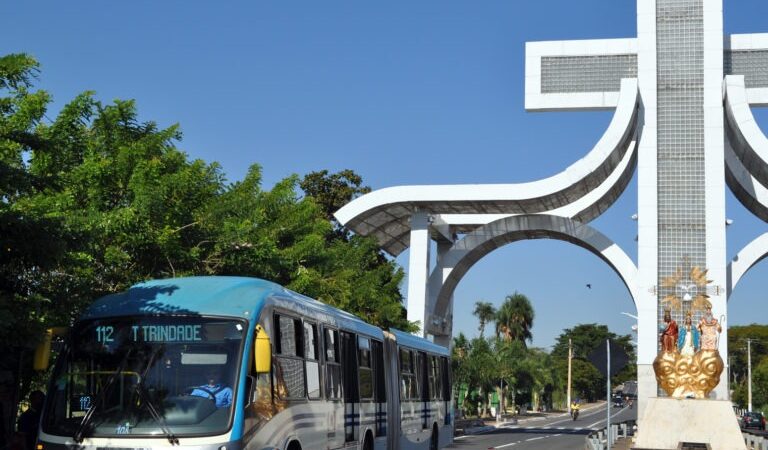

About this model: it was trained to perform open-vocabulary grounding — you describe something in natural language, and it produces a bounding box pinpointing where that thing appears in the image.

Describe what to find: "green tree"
[495,292,535,346]
[297,169,412,330]
[0,53,417,419]
[551,324,636,401]
[728,325,768,384]
[299,169,370,229]
[473,301,496,338]
[0,55,72,417]
[733,357,768,411]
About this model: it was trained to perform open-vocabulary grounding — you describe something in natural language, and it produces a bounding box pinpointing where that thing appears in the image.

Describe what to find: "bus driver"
[191,369,233,408]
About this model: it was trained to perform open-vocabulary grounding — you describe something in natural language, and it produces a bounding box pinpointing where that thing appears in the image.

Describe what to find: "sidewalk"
[488,401,607,427]
[455,402,606,435]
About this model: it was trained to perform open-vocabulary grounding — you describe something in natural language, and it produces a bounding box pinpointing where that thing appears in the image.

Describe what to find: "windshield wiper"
[133,345,179,445]
[73,348,134,443]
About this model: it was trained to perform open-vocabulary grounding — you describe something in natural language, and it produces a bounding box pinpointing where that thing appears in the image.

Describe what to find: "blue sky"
[4,1,768,348]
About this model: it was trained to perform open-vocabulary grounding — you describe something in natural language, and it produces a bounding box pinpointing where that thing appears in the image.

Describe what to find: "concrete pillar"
[431,239,454,347]
[407,212,431,336]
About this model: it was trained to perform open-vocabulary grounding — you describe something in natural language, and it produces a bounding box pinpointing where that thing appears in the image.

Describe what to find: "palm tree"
[495,292,535,346]
[473,301,497,338]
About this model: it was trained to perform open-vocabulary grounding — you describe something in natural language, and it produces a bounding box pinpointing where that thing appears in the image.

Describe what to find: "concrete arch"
[426,214,637,335]
[724,75,768,221]
[334,79,639,256]
[727,232,768,298]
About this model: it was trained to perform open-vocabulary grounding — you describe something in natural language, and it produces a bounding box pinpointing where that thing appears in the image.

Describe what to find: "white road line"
[525,436,545,442]
[587,406,628,428]
[493,442,518,448]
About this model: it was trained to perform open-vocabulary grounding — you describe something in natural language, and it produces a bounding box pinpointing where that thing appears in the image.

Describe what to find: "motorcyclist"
[570,400,580,420]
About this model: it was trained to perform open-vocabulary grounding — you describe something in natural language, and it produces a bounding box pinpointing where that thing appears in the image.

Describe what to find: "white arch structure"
[335,7,768,424]
[336,78,641,345]
[725,75,768,298]
[425,215,638,338]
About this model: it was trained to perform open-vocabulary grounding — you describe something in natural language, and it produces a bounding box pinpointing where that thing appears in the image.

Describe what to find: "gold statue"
[654,308,724,399]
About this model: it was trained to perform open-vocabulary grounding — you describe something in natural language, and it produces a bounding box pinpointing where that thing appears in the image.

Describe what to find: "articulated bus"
[37,277,453,450]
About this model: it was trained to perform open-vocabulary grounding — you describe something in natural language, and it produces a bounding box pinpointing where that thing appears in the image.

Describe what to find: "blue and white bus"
[38,277,453,450]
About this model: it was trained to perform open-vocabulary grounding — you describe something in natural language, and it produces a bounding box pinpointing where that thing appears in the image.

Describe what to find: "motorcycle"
[571,408,579,420]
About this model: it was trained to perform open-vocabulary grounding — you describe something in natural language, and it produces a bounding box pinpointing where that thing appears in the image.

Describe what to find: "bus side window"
[399,348,416,401]
[358,337,373,400]
[341,331,359,403]
[440,356,451,402]
[372,340,385,402]
[324,328,342,400]
[304,321,321,399]
[417,352,428,402]
[430,355,441,401]
[274,314,305,399]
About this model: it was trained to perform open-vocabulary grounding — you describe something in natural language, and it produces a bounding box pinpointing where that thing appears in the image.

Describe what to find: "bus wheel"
[363,431,373,450]
[287,441,301,450]
[430,425,439,450]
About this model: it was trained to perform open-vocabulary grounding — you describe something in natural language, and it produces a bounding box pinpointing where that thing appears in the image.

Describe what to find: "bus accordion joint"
[254,324,271,373]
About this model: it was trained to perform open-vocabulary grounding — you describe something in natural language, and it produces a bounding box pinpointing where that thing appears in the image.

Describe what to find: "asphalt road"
[449,403,638,450]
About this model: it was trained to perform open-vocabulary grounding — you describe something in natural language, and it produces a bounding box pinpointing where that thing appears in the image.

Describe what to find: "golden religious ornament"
[653,262,723,399]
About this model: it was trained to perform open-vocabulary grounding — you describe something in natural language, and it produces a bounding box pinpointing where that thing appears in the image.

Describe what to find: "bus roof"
[389,329,450,356]
[78,277,388,339]
[80,277,280,321]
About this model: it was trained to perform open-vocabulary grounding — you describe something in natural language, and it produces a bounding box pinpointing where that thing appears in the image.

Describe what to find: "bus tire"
[430,424,439,450]
[286,441,301,450]
[363,431,373,450]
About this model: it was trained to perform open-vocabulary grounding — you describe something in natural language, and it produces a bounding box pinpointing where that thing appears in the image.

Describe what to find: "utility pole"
[567,338,572,413]
[606,339,612,450]
[748,339,753,412]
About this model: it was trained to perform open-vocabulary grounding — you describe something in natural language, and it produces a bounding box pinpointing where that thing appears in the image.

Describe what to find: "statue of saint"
[677,312,699,356]
[698,304,722,351]
[659,309,679,353]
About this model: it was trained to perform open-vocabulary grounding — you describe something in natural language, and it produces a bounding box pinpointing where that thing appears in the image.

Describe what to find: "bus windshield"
[43,316,245,439]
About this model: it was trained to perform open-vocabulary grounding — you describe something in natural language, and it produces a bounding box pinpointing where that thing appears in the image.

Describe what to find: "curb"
[464,426,496,435]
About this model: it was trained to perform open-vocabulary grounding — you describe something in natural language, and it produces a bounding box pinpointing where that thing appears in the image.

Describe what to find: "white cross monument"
[336,1,768,443]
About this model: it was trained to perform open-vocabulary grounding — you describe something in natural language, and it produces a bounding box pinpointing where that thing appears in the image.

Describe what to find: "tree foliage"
[472,301,496,338]
[495,292,535,346]
[729,324,768,410]
[728,324,768,383]
[0,54,415,417]
[551,323,636,402]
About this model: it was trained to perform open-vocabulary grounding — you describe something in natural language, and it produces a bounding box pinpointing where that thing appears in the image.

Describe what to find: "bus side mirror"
[254,325,271,374]
[33,329,53,371]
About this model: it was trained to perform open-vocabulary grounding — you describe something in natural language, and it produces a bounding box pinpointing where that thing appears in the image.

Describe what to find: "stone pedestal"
[633,398,745,449]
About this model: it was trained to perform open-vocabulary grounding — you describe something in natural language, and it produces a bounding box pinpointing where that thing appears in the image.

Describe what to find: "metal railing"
[744,431,768,450]
[584,420,635,450]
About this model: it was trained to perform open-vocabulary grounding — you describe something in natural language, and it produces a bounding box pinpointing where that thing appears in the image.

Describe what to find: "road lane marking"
[587,406,628,428]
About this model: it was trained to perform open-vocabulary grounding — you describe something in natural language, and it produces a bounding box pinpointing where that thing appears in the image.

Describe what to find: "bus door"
[340,331,359,443]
